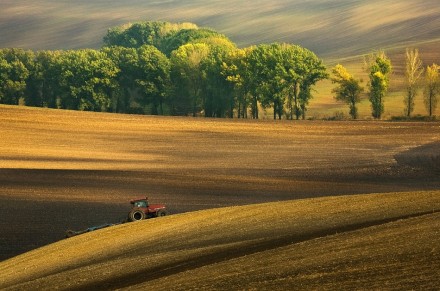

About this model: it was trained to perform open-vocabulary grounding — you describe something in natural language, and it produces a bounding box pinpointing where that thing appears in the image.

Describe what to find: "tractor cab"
[130,197,149,208]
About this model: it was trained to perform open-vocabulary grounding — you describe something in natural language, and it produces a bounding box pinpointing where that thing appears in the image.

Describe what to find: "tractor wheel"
[128,208,146,222]
[156,209,168,217]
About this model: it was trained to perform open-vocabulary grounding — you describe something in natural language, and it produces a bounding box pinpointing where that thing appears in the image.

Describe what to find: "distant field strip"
[1,0,439,58]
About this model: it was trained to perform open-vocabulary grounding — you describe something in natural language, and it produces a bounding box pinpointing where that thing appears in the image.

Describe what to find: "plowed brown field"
[0,105,439,261]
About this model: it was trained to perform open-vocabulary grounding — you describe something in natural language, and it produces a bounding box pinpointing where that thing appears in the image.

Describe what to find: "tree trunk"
[293,82,300,120]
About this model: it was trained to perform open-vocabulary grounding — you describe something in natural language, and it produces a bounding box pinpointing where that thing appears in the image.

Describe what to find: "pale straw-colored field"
[1,0,439,58]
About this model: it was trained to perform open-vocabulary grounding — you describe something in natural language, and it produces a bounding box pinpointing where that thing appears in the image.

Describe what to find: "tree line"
[1,21,438,119]
[331,49,439,119]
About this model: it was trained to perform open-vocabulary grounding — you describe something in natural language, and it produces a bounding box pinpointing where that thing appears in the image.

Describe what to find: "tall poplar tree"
[404,48,424,117]
[424,63,439,117]
[364,51,392,119]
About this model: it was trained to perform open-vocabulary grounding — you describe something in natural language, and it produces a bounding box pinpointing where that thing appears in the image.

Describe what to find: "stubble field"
[0,104,439,262]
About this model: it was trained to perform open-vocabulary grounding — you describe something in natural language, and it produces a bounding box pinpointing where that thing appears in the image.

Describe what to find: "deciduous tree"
[0,48,34,105]
[102,46,139,113]
[222,48,254,118]
[404,48,424,117]
[103,21,197,52]
[161,28,228,56]
[201,45,236,118]
[423,63,439,117]
[247,43,327,120]
[25,50,64,108]
[248,43,288,119]
[135,45,171,115]
[295,48,328,119]
[364,51,392,119]
[56,49,119,111]
[170,43,210,116]
[331,64,364,119]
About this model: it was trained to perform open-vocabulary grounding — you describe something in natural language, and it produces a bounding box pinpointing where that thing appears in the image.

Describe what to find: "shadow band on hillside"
[394,141,440,174]
[78,210,440,290]
[1,156,440,262]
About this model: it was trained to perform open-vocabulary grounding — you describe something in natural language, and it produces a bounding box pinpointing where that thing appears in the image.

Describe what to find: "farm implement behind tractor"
[66,197,168,238]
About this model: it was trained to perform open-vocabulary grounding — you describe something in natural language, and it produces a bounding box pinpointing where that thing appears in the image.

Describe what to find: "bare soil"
[0,105,439,261]
[1,191,439,290]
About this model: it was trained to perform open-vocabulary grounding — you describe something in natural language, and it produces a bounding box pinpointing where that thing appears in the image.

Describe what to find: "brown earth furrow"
[74,210,440,290]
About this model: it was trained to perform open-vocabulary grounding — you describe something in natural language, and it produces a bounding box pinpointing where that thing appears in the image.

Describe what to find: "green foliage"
[102,21,230,57]
[295,48,328,119]
[221,48,254,118]
[247,44,286,119]
[135,45,170,115]
[0,48,34,105]
[0,20,329,120]
[26,50,63,108]
[364,51,392,119]
[246,43,327,120]
[331,64,364,119]
[103,21,197,52]
[56,49,119,111]
[102,46,139,113]
[161,28,229,56]
[170,43,210,116]
[390,115,437,122]
[201,45,236,118]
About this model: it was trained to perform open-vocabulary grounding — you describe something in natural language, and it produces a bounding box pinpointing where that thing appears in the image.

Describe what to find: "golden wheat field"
[0,104,439,289]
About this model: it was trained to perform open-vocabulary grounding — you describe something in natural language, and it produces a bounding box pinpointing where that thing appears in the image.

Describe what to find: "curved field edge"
[144,212,440,290]
[1,190,439,290]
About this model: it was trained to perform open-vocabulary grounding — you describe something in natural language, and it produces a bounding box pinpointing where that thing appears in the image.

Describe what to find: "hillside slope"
[1,0,439,57]
[0,191,439,289]
[144,211,440,290]
[1,105,439,262]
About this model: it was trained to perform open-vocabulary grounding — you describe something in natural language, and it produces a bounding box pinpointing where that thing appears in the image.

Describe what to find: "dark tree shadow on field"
[394,141,440,175]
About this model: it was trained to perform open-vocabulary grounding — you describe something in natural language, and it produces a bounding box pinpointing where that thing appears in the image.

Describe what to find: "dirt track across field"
[0,106,439,261]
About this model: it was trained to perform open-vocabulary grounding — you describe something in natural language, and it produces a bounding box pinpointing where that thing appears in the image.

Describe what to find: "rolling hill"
[1,2,440,286]
[1,191,439,289]
[1,0,439,58]
[0,104,439,288]
[0,104,439,263]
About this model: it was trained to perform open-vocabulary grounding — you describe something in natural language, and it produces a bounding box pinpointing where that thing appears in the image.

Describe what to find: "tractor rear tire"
[128,208,146,222]
[156,209,168,217]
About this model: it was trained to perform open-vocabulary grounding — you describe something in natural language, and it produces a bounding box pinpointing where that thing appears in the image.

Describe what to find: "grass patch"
[390,115,437,122]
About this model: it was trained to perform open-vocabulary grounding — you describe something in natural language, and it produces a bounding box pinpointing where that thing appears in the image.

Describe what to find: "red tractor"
[128,197,168,222]
[66,197,168,237]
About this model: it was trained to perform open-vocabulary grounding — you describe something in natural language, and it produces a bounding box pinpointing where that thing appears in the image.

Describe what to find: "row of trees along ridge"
[331,49,439,119]
[1,21,439,119]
